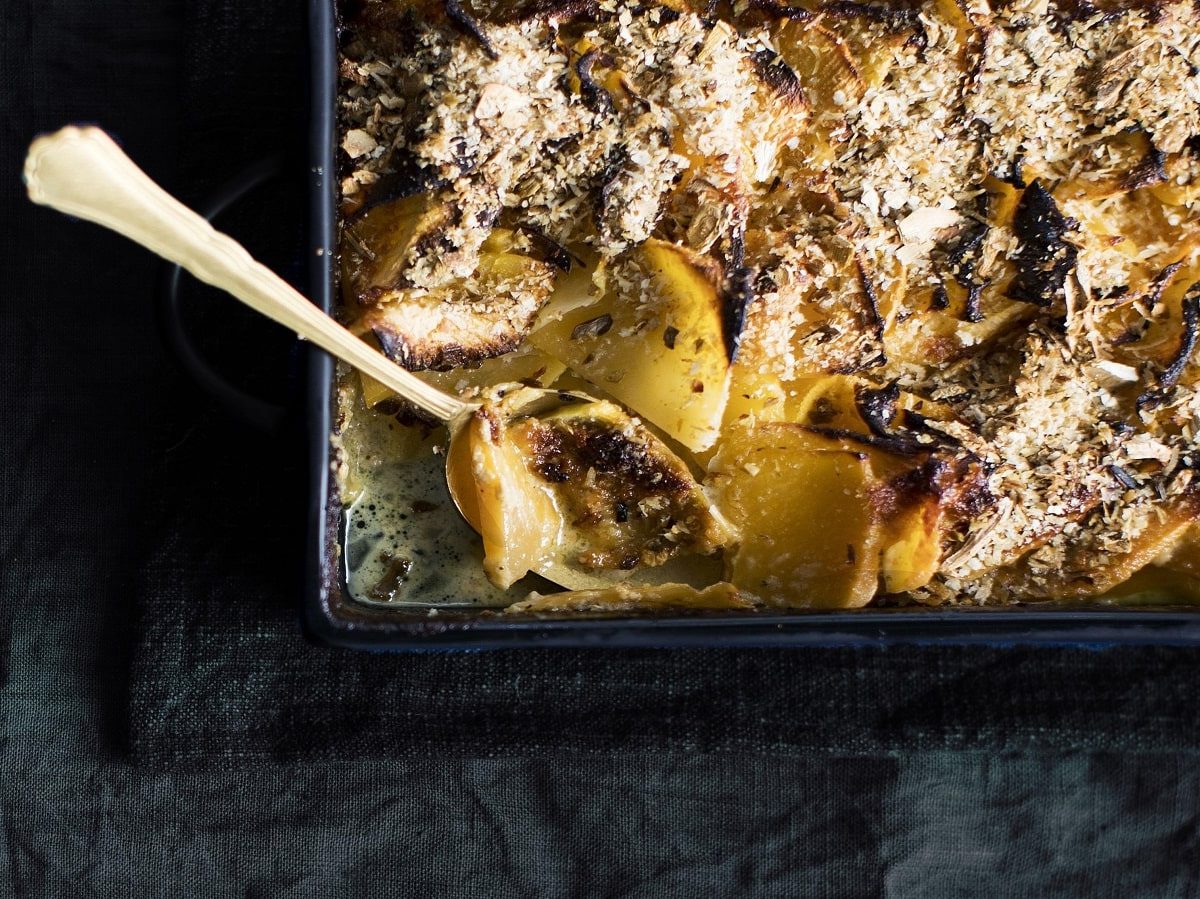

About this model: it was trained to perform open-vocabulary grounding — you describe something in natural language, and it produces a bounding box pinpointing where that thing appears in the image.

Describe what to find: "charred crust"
[502,0,602,24]
[576,49,615,115]
[526,425,571,481]
[595,146,628,228]
[371,323,523,372]
[742,0,814,22]
[1153,281,1200,392]
[831,349,888,375]
[749,49,805,106]
[525,417,689,497]
[1007,181,1078,307]
[1146,262,1182,313]
[963,282,985,323]
[443,0,499,59]
[855,381,900,437]
[825,385,969,457]
[1108,463,1139,490]
[804,425,932,455]
[854,255,886,341]
[1121,142,1168,191]
[942,460,996,522]
[994,158,1026,189]
[515,222,578,271]
[820,0,926,46]
[722,266,754,364]
[358,155,449,210]
[902,410,967,453]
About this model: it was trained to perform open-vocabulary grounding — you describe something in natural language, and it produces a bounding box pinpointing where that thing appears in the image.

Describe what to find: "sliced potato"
[356,232,558,371]
[340,192,447,301]
[772,20,864,133]
[530,240,733,451]
[343,189,560,372]
[517,398,730,570]
[722,364,789,426]
[507,581,757,614]
[708,424,882,608]
[447,404,564,589]
[449,388,730,588]
[359,344,566,409]
[879,496,943,594]
[998,495,1200,600]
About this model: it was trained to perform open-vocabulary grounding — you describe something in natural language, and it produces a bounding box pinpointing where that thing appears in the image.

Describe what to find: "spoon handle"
[23,126,469,423]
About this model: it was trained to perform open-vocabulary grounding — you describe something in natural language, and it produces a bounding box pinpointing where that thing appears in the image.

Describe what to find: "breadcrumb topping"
[340,0,1200,605]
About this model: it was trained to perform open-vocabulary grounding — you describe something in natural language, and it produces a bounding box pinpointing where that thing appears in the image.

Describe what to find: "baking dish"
[300,0,1200,648]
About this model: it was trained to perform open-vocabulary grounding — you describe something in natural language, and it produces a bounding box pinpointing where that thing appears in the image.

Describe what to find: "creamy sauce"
[339,380,547,607]
[338,375,723,606]
[344,452,538,607]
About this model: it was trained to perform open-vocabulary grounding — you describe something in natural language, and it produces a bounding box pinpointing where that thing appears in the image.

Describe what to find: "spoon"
[23,126,727,591]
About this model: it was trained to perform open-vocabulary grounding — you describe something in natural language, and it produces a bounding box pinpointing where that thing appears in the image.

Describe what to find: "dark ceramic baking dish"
[301,0,1200,649]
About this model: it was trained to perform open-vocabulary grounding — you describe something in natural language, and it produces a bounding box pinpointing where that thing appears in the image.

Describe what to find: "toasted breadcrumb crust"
[340,0,1200,604]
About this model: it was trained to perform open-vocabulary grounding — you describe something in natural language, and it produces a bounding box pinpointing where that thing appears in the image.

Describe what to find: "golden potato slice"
[878,496,943,594]
[530,240,733,451]
[708,424,882,608]
[722,364,789,426]
[772,20,864,133]
[519,398,731,570]
[343,190,560,371]
[1152,521,1200,581]
[447,404,564,590]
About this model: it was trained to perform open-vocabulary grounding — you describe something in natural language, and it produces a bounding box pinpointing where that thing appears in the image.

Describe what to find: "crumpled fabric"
[4,0,1200,894]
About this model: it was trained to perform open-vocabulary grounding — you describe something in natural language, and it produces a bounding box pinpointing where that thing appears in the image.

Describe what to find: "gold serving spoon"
[24,126,728,591]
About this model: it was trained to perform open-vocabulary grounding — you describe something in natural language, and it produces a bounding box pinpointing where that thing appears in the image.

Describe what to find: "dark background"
[3,1,1200,895]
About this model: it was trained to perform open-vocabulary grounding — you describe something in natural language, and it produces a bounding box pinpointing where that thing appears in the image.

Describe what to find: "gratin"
[334,0,1200,610]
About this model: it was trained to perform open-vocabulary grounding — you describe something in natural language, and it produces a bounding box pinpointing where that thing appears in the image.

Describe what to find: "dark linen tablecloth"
[3,0,1200,895]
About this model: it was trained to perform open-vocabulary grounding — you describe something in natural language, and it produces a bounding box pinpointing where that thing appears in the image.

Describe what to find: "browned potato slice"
[998,495,1200,600]
[530,240,734,451]
[507,581,757,614]
[343,190,560,371]
[359,344,566,409]
[356,231,557,371]
[448,389,730,588]
[773,20,864,133]
[708,424,882,608]
[340,192,448,301]
[518,399,730,570]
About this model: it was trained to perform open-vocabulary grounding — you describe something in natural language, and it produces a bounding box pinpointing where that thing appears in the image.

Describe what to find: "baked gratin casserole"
[334,0,1200,612]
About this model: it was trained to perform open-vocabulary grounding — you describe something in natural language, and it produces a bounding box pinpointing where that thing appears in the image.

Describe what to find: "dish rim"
[302,0,1200,649]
